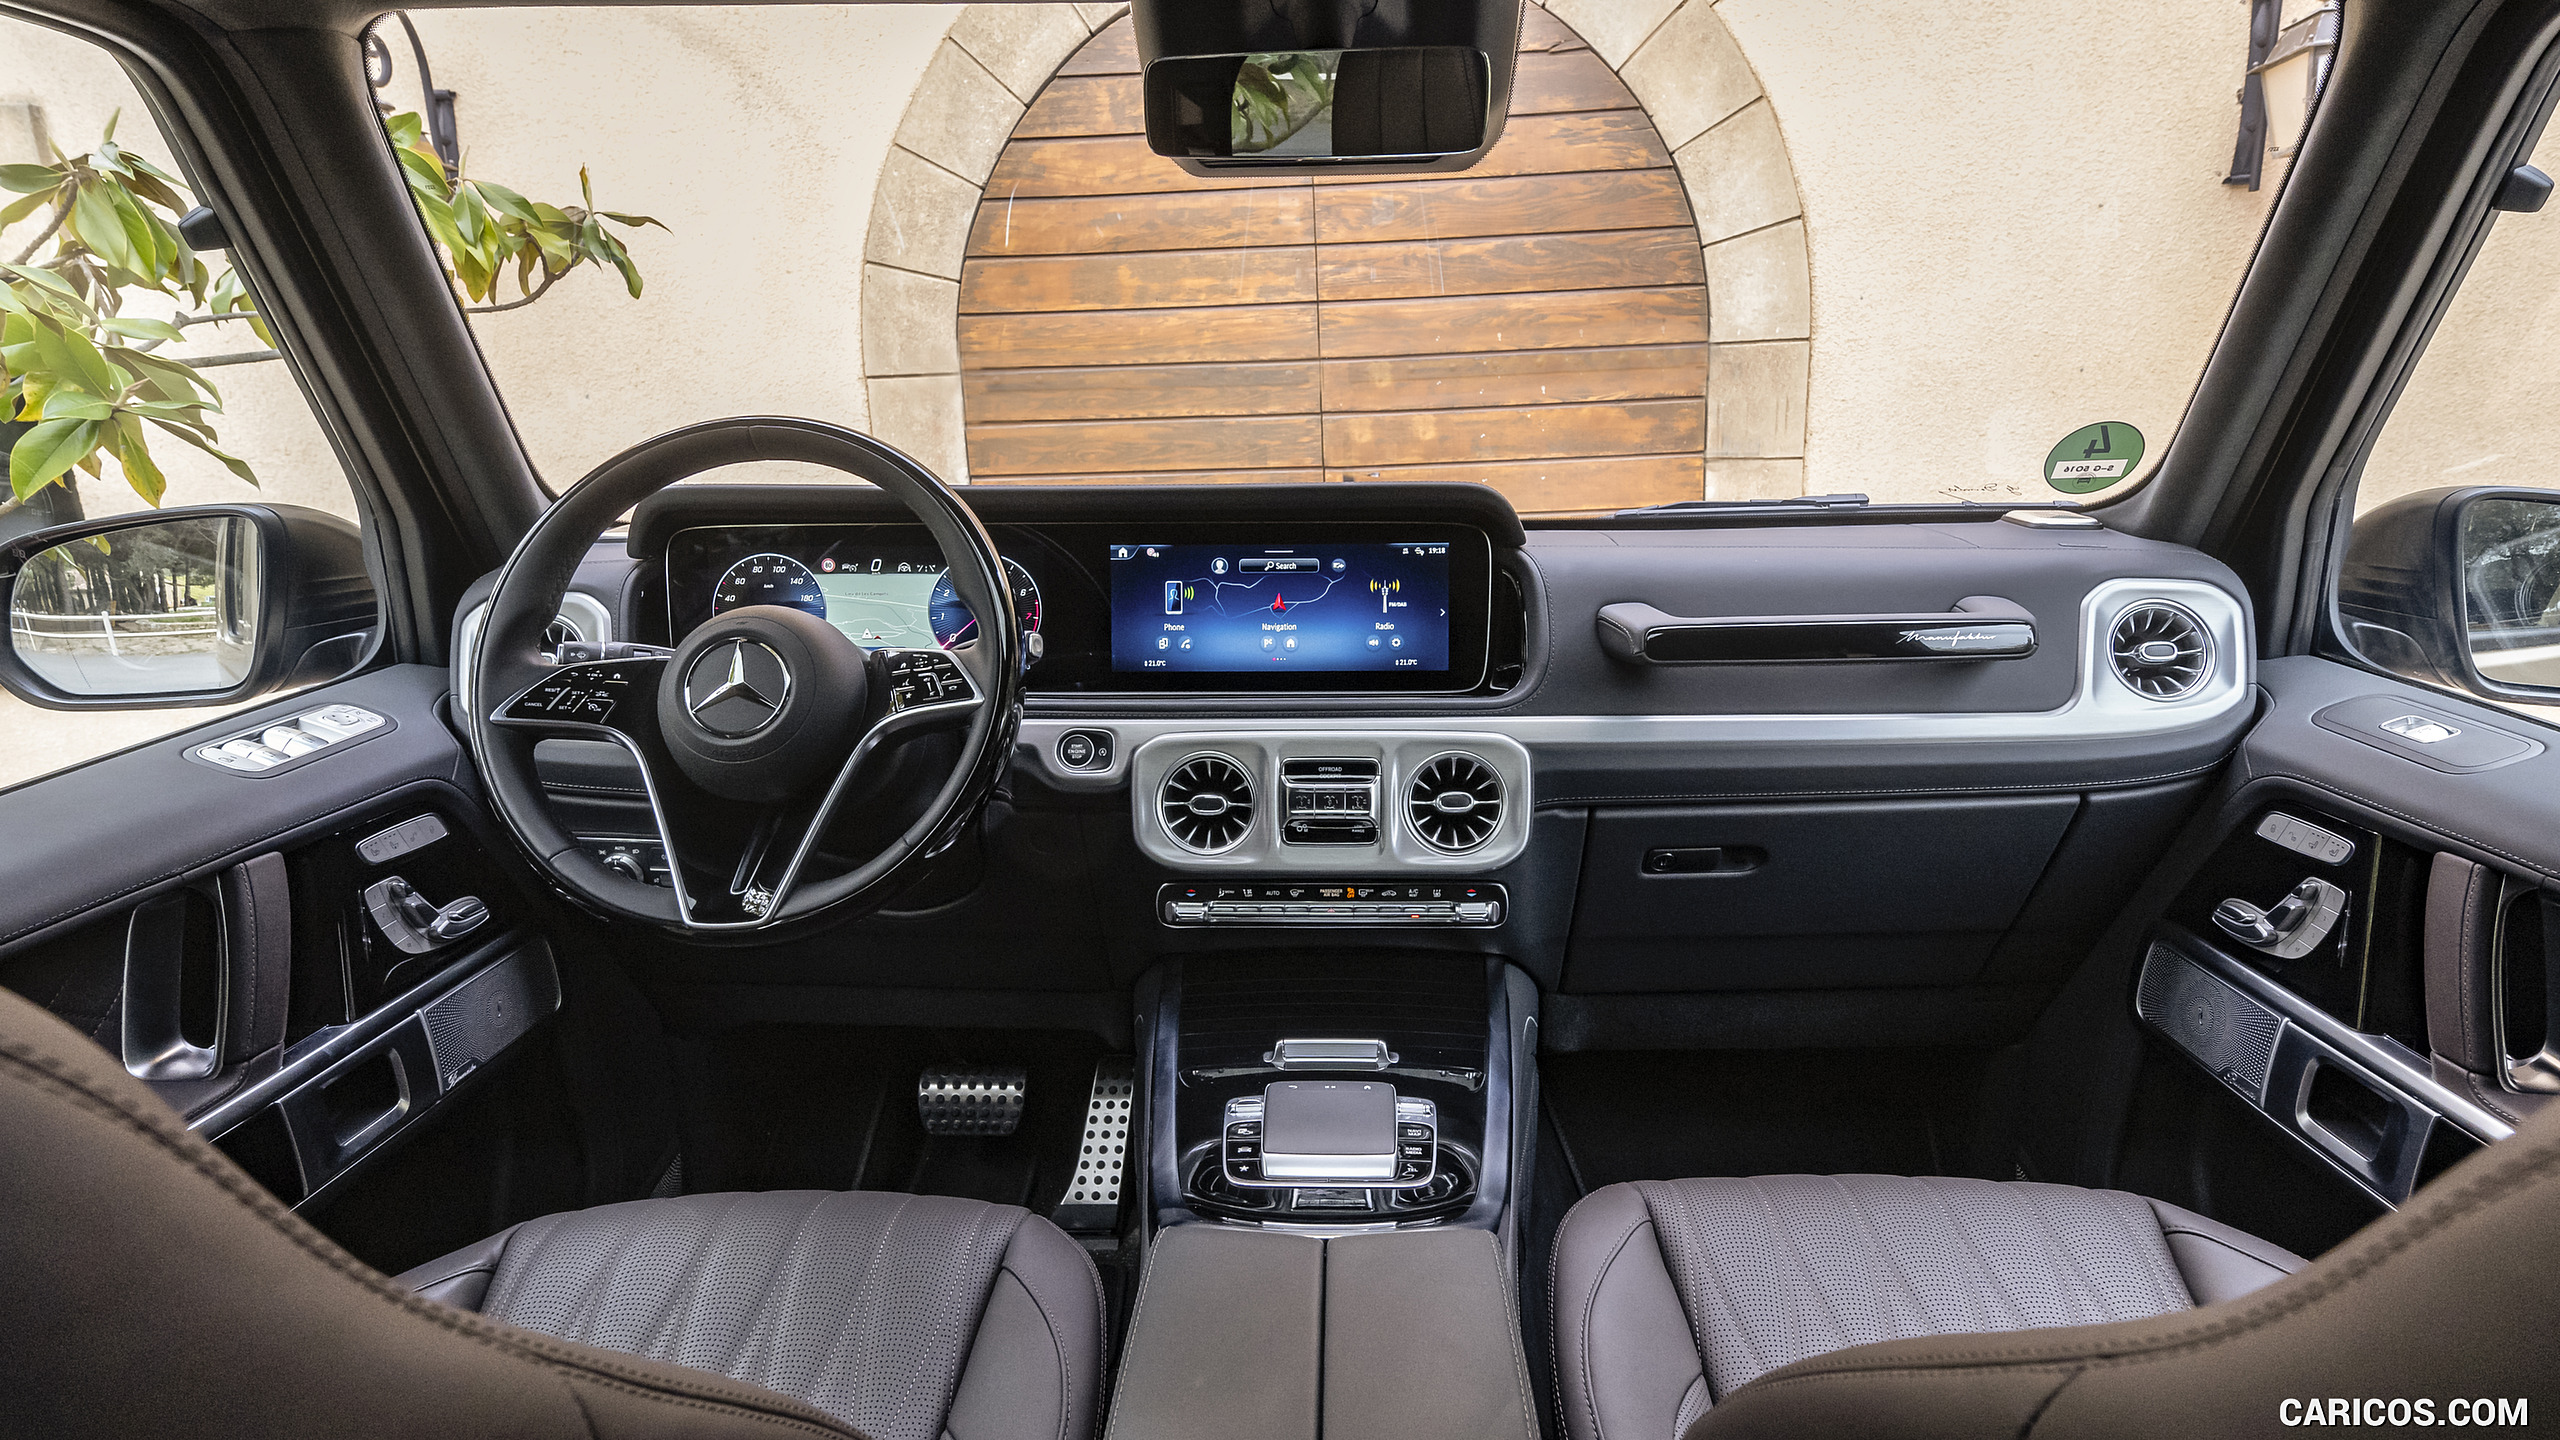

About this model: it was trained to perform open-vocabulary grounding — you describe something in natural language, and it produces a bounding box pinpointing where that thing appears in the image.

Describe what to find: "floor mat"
[1539,1046,2004,1194]
[667,1023,1111,1212]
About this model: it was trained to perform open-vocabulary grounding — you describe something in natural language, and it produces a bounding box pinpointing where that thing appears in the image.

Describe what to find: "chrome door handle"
[2214,878,2348,960]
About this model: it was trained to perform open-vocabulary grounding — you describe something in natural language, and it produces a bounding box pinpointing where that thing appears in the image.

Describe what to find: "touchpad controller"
[1225,1080,1436,1187]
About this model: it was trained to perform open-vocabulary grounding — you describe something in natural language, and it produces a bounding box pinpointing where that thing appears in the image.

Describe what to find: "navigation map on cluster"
[1108,541,1452,673]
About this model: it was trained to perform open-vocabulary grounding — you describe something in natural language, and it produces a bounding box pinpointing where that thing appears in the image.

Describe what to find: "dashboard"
[664,521,1496,694]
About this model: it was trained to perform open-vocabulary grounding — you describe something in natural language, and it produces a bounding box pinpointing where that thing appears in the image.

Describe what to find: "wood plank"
[962,246,1316,313]
[968,414,1324,475]
[972,469,1331,487]
[1016,74,1144,138]
[1317,228,1701,301]
[966,362,1322,422]
[970,187,1316,257]
[1316,286,1707,358]
[1058,17,1138,75]
[1324,398,1703,466]
[1344,454,1705,514]
[987,133,1307,197]
[1315,111,1672,186]
[959,302,1320,368]
[1508,49,1638,115]
[1320,345,1708,412]
[1517,6,1590,52]
[1313,169,1692,243]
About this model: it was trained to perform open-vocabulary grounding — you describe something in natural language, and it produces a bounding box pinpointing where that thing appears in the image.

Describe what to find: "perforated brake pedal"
[1053,1058,1135,1231]
[917,1065,1027,1136]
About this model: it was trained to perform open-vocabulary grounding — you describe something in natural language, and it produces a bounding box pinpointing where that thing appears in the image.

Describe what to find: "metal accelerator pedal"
[1053,1058,1135,1232]
[916,1065,1027,1136]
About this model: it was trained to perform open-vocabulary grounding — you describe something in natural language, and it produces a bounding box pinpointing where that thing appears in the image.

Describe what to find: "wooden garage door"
[957,10,1708,517]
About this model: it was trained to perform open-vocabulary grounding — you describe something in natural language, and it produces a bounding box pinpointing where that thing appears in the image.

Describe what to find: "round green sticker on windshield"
[2044,422,2144,494]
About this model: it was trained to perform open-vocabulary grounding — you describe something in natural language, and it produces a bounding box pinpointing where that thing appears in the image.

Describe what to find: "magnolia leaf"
[27,314,123,397]
[598,230,641,298]
[118,347,221,408]
[149,415,257,486]
[100,315,185,343]
[8,416,100,499]
[102,109,119,143]
[0,190,51,228]
[2,262,84,302]
[385,111,425,150]
[42,391,113,420]
[475,180,539,224]
[110,412,167,507]
[70,182,139,272]
[0,164,60,195]
[599,211,666,231]
[579,166,595,212]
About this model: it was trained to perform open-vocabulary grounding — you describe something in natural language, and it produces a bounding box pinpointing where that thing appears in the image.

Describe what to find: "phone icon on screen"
[1164,582,1184,615]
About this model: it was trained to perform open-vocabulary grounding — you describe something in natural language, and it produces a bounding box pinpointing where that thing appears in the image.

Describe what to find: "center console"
[1148,954,1530,1231]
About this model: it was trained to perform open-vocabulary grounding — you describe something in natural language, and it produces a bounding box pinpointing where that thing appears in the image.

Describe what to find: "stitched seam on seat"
[2020,1187,2112,1324]
[2460,862,2489,1063]
[0,1043,859,1436]
[1548,1198,1579,1440]
[2156,1226,2284,1298]
[994,1260,1072,1440]
[1920,1178,2018,1332]
[1102,1229,1170,1430]
[1484,1229,1542,1440]
[1832,1177,1937,1337]
[1782,1179,1862,1369]
[1574,1210,1654,1440]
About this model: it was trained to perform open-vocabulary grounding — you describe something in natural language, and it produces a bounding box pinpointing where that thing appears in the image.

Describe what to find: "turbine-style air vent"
[1160,754,1255,853]
[1407,752,1503,853]
[2110,601,2213,700]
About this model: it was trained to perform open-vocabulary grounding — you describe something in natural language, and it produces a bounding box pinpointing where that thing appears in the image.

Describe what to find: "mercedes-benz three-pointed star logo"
[683,639,791,738]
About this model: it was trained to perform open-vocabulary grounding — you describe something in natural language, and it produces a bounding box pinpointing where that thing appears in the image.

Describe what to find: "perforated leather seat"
[399,1190,1104,1440]
[0,982,1101,1440]
[1550,1174,2305,1440]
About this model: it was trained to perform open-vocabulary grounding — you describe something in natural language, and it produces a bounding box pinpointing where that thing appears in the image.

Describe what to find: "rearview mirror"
[2339,486,2560,700]
[0,504,377,710]
[1145,47,1490,166]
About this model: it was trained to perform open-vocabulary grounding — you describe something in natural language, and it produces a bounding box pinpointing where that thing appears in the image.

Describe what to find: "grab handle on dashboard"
[1594,595,2036,665]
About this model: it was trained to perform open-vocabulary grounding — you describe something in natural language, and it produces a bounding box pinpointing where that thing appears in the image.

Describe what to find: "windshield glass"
[375,0,2327,518]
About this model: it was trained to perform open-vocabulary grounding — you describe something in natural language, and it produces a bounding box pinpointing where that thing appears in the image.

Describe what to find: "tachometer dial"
[711,553,827,620]
[927,558,1043,656]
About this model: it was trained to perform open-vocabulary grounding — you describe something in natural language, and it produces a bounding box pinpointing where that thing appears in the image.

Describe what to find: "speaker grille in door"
[421,944,562,1090]
[2136,943,2284,1102]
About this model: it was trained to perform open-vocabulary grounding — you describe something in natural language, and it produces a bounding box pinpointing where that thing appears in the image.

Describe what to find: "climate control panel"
[1159,879,1503,927]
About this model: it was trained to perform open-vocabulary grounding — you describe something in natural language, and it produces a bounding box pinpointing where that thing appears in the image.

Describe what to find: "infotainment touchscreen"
[1109,540,1452,674]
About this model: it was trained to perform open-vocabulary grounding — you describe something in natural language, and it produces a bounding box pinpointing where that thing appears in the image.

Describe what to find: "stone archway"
[861,1,1810,505]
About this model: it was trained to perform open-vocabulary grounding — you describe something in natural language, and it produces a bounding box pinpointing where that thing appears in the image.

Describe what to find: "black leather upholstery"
[400,1191,1104,1440]
[1549,1175,2303,1440]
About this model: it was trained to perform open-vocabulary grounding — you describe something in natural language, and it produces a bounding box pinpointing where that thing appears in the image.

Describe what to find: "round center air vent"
[2110,601,2212,700]
[1160,754,1254,853]
[1407,752,1503,853]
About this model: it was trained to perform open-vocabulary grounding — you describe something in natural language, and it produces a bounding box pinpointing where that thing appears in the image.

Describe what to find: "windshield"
[371,0,2324,518]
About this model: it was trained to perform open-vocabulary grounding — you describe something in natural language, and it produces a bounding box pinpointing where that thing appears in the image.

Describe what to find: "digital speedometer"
[928,559,1043,653]
[710,553,827,619]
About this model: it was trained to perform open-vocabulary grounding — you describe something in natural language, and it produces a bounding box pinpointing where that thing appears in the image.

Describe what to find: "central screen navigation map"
[1110,541,1452,674]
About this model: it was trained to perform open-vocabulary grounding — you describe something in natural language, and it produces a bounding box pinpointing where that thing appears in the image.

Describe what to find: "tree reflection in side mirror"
[2463,496,2560,690]
[8,516,260,697]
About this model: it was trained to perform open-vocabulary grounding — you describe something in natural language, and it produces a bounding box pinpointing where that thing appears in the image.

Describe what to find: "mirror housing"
[2340,485,2560,700]
[0,504,377,711]
[1134,0,1520,176]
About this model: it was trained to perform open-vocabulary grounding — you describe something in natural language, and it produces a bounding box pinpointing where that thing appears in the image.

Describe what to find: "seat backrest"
[0,981,860,1440]
[1690,1103,2560,1438]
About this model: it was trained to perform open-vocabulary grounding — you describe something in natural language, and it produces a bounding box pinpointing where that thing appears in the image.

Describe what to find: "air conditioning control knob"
[599,851,647,882]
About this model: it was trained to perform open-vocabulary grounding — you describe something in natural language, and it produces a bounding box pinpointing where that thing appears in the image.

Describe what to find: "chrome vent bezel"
[1405,751,1503,854]
[1159,753,1256,854]
[2109,600,2214,701]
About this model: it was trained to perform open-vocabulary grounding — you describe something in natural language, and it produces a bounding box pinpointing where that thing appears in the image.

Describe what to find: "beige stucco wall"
[1715,0,2287,505]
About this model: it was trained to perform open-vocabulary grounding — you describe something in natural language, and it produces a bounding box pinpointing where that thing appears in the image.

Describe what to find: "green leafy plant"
[0,111,660,518]
[1231,53,1337,155]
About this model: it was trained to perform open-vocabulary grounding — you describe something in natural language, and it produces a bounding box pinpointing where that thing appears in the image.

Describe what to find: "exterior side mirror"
[0,504,376,711]
[2340,485,2560,700]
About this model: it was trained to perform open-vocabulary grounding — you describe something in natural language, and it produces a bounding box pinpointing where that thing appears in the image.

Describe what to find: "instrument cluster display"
[672,530,1041,659]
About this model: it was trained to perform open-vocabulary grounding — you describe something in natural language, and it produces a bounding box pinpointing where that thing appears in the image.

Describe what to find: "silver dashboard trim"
[1017,579,2251,792]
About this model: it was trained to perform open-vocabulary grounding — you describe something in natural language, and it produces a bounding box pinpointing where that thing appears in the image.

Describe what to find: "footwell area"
[666,1023,1113,1210]
[1539,1046,2012,1191]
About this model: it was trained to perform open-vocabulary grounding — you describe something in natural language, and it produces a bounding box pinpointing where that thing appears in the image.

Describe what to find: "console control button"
[1160,881,1504,926]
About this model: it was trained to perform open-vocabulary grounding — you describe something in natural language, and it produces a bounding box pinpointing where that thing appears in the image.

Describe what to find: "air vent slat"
[1406,752,1502,853]
[2109,601,2212,701]
[1160,754,1255,853]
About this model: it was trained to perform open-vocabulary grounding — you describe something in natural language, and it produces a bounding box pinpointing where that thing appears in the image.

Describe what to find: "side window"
[0,16,362,788]
[2340,116,2560,725]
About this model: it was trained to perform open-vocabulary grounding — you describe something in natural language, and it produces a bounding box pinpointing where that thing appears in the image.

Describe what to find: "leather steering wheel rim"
[465,418,1021,936]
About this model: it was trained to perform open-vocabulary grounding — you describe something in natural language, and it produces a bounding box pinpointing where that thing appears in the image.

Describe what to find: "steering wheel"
[464,418,1022,935]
